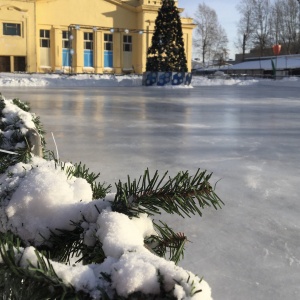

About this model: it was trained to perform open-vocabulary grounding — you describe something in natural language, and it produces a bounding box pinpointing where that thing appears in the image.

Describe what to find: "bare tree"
[270,0,282,45]
[236,0,255,60]
[213,26,229,66]
[193,3,228,65]
[236,0,272,56]
[252,0,273,55]
[236,0,300,56]
[271,0,300,54]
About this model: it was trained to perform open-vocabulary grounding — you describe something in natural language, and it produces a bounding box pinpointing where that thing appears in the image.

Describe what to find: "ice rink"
[1,83,299,300]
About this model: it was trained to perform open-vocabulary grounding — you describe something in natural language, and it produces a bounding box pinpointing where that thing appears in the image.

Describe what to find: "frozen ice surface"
[1,84,300,300]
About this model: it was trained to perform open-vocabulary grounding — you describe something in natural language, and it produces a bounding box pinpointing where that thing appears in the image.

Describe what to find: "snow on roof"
[228,56,300,71]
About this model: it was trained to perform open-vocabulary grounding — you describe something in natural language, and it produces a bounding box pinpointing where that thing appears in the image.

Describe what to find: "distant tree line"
[236,0,300,59]
[193,0,300,65]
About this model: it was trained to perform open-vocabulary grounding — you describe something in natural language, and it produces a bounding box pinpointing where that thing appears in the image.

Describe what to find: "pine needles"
[0,232,91,300]
[113,168,223,217]
[0,96,46,173]
[145,221,188,264]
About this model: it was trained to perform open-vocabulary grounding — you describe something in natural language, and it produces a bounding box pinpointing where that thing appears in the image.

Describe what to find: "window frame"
[84,32,94,50]
[3,23,21,36]
[104,33,113,51]
[62,30,69,49]
[123,35,132,52]
[40,29,50,48]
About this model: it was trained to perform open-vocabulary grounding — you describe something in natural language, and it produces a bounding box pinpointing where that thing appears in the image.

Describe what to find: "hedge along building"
[0,0,195,74]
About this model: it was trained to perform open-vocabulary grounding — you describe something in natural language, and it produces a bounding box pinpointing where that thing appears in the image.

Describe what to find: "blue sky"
[178,0,241,59]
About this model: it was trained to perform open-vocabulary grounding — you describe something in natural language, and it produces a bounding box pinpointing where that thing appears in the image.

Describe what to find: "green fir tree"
[146,0,188,72]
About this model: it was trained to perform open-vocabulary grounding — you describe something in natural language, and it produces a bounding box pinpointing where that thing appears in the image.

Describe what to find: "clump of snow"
[107,250,212,299]
[0,156,111,245]
[2,99,36,130]
[96,211,155,258]
[13,209,213,299]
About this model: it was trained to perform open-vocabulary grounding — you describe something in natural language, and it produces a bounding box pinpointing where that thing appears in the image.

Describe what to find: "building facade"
[0,0,195,74]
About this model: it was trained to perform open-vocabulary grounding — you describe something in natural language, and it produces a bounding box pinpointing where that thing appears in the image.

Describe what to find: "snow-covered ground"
[0,73,300,300]
[0,71,300,87]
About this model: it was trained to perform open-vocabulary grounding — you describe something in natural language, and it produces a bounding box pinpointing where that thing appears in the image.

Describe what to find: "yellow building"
[0,0,195,74]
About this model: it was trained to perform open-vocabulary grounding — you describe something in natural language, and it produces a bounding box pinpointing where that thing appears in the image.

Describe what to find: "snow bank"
[1,72,300,87]
[0,73,142,87]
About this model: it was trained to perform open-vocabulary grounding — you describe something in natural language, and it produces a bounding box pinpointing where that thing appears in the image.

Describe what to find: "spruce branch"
[107,270,177,300]
[0,233,91,300]
[12,98,30,112]
[0,97,46,171]
[44,220,106,265]
[113,169,223,217]
[0,146,32,174]
[145,221,187,264]
[43,222,86,263]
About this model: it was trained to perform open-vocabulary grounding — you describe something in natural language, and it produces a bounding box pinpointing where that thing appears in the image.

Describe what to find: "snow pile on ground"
[1,72,299,87]
[191,76,252,86]
[0,73,143,87]
[191,74,300,87]
[0,76,49,87]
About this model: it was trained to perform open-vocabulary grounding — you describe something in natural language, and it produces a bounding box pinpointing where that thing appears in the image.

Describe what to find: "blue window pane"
[62,49,71,67]
[84,50,93,67]
[104,51,113,67]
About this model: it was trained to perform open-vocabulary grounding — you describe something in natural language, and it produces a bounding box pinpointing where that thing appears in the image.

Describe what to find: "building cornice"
[106,0,184,14]
[105,0,138,12]
[0,5,28,12]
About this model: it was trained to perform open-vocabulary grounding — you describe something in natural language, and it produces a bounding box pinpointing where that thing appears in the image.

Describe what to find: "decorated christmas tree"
[146,0,188,72]
[0,94,223,299]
